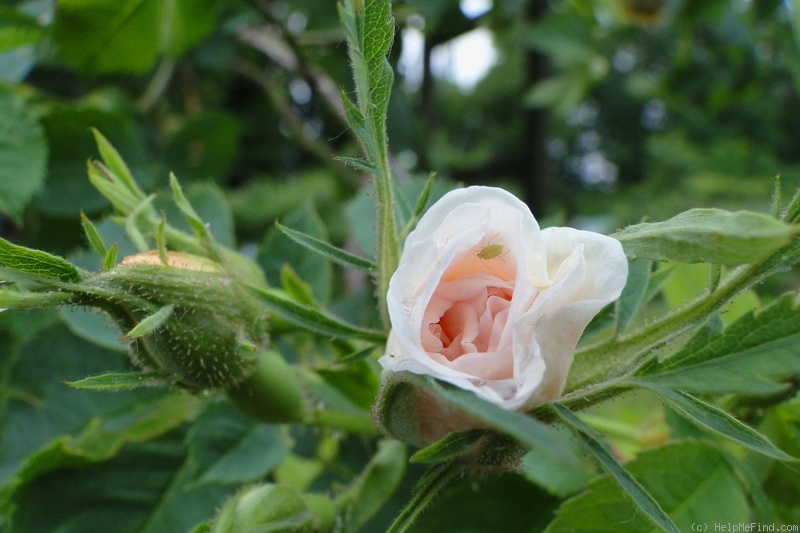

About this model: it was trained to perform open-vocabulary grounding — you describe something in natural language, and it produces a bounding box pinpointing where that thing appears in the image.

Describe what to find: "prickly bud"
[374,372,480,447]
[77,251,269,390]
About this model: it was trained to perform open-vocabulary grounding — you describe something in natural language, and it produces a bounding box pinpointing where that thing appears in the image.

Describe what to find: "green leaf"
[170,173,213,243]
[399,172,437,239]
[316,359,380,411]
[59,306,127,351]
[185,402,289,487]
[280,264,317,307]
[156,211,169,265]
[88,160,142,215]
[631,382,794,461]
[0,238,81,283]
[339,0,395,136]
[276,222,377,273]
[544,440,750,532]
[0,86,47,224]
[411,172,436,220]
[784,179,800,223]
[639,293,800,395]
[410,473,559,533]
[1,322,148,484]
[80,211,109,257]
[613,208,800,265]
[723,452,777,523]
[614,259,651,335]
[1,390,199,511]
[0,8,44,52]
[244,284,386,343]
[335,155,378,174]
[53,0,219,74]
[162,110,241,184]
[44,103,150,216]
[339,90,372,155]
[661,262,760,324]
[361,0,394,141]
[227,171,340,234]
[8,430,231,533]
[520,424,592,498]
[550,402,680,533]
[126,193,157,252]
[260,203,334,303]
[91,128,141,196]
[103,242,119,271]
[410,429,484,464]
[65,372,165,391]
[184,182,237,249]
[343,440,406,532]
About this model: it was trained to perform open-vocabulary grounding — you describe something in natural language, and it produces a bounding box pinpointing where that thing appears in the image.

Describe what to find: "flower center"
[434,283,513,359]
[418,242,518,380]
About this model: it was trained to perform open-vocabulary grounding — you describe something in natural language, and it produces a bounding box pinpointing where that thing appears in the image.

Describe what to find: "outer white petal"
[520,227,628,407]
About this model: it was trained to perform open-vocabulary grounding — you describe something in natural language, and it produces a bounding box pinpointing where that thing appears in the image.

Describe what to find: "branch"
[228,58,361,188]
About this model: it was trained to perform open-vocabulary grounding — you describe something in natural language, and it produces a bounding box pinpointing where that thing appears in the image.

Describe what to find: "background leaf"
[185,401,289,487]
[544,440,750,532]
[614,259,651,334]
[520,425,593,498]
[0,86,47,224]
[551,403,679,533]
[1,319,148,487]
[52,0,218,74]
[631,382,794,461]
[38,100,151,216]
[260,202,333,304]
[343,439,406,532]
[410,473,560,533]
[8,430,232,533]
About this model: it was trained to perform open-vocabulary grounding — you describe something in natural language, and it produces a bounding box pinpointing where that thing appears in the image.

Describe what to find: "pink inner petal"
[421,245,516,380]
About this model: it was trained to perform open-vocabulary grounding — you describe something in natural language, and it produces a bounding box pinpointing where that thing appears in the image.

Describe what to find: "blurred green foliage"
[3,0,800,531]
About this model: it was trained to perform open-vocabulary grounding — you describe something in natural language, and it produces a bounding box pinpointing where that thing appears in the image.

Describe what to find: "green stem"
[137,57,176,112]
[375,150,399,331]
[386,462,459,533]
[567,238,800,392]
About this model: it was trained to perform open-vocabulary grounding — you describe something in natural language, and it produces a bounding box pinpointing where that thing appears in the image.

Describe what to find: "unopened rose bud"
[374,371,481,447]
[209,483,333,533]
[78,251,269,390]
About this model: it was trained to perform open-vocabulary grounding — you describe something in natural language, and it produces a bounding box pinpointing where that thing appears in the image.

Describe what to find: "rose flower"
[380,186,627,410]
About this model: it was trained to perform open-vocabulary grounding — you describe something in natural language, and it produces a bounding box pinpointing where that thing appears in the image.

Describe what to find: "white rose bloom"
[380,186,628,410]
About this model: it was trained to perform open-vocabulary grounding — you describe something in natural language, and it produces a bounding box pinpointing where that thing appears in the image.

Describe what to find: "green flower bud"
[374,372,480,447]
[78,251,269,390]
[209,483,326,533]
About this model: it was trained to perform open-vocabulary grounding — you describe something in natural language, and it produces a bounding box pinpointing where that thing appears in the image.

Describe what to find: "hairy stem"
[386,461,459,533]
[567,237,800,392]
